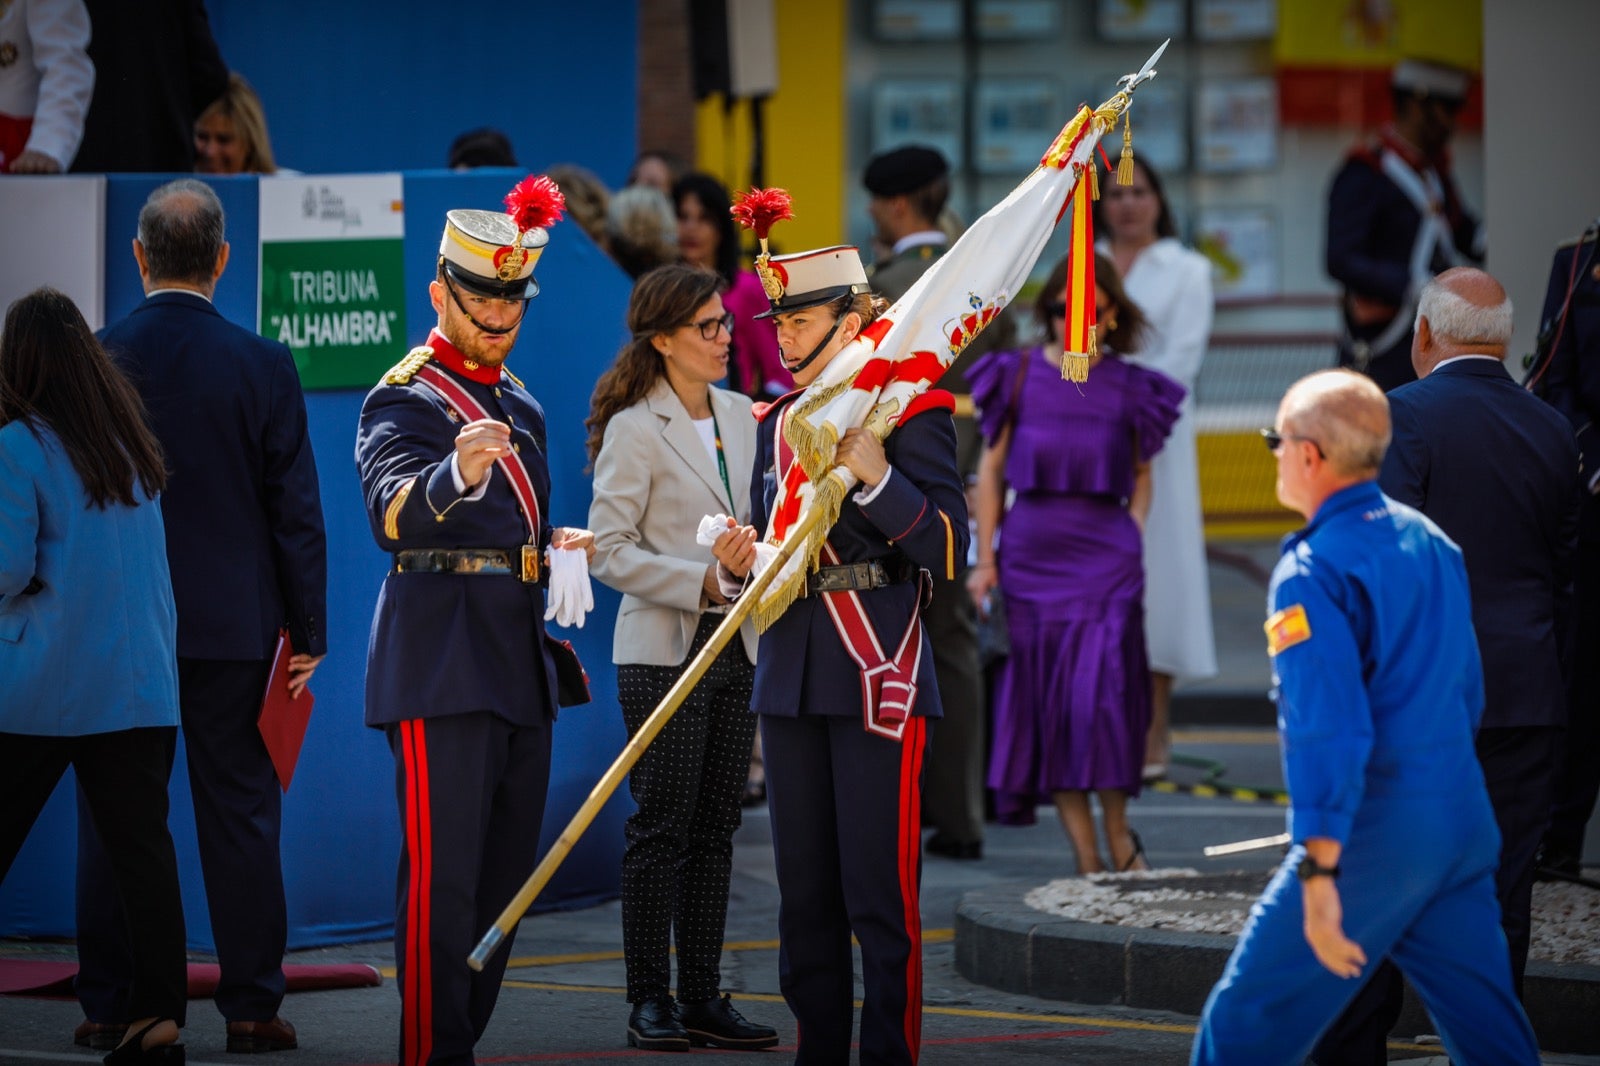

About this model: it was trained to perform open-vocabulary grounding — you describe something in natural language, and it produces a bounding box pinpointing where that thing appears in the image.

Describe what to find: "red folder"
[258,629,313,793]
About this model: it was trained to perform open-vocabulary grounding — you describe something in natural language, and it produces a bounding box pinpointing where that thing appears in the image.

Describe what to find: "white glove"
[543,546,593,628]
[697,513,779,589]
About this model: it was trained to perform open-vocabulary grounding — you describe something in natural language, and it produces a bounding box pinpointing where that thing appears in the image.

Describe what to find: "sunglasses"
[1260,427,1325,459]
[685,312,735,341]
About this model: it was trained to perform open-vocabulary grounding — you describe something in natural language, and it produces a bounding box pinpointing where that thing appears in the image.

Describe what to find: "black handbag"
[544,634,591,707]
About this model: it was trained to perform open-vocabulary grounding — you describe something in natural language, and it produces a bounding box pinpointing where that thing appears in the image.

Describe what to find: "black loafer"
[925,833,983,860]
[676,993,779,1049]
[627,996,689,1052]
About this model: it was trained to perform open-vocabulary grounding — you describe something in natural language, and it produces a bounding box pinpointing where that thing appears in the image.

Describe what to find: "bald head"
[1281,370,1391,476]
[1412,266,1512,376]
[1274,370,1391,517]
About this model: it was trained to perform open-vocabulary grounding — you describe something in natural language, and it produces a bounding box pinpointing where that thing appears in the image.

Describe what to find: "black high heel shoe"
[104,1019,184,1066]
[1119,828,1149,872]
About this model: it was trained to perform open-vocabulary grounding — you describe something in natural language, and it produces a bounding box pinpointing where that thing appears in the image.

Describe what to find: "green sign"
[260,238,405,389]
[257,174,408,390]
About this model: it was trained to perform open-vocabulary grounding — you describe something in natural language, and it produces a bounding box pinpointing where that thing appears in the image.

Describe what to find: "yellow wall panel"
[694,0,848,253]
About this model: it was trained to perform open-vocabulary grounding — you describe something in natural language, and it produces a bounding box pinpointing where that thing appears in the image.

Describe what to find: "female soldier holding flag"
[712,197,968,1066]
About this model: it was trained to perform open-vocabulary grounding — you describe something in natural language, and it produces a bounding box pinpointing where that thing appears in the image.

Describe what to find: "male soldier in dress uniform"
[864,145,1013,860]
[1326,59,1484,392]
[1191,370,1537,1066]
[1531,220,1600,879]
[355,180,594,1066]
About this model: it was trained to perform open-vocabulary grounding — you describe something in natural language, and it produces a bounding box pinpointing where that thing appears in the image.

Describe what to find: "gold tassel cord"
[1087,161,1100,201]
[1117,111,1135,186]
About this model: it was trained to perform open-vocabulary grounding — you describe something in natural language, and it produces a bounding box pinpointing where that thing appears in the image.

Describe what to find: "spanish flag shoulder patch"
[1264,603,1312,657]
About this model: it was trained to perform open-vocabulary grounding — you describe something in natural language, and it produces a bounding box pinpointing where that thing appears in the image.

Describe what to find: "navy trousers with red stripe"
[388,711,551,1066]
[761,713,929,1066]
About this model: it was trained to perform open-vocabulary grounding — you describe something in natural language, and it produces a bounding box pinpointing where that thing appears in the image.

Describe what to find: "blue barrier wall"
[0,171,637,950]
[204,1,638,183]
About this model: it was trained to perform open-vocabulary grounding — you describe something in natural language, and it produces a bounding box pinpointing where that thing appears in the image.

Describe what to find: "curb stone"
[955,882,1600,1054]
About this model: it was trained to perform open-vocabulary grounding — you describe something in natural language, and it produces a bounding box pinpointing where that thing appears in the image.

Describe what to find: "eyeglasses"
[1260,427,1325,459]
[685,312,735,341]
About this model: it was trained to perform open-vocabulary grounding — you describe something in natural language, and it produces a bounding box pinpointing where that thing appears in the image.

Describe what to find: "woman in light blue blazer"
[0,288,186,1064]
[586,265,775,1053]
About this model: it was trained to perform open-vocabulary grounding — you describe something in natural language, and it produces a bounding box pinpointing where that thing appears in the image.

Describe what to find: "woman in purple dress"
[966,254,1183,874]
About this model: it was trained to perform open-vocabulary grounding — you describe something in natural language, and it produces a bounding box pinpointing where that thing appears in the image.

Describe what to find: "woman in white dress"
[1096,157,1217,777]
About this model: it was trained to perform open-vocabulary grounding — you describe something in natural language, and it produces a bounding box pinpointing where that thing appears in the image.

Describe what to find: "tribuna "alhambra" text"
[273,269,395,346]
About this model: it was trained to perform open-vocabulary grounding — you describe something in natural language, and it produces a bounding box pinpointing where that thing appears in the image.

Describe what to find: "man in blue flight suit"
[355,183,593,1066]
[1326,59,1484,392]
[80,177,326,1054]
[712,243,969,1066]
[1190,370,1538,1066]
[1530,220,1600,879]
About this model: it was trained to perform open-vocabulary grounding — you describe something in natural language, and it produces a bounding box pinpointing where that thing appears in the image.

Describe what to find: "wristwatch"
[1297,856,1341,881]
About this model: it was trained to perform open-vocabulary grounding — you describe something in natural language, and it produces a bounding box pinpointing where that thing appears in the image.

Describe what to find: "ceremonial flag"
[750,89,1145,628]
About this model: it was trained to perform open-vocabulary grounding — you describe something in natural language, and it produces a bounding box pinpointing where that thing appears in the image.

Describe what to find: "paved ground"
[4,729,1595,1065]
[4,544,1595,1064]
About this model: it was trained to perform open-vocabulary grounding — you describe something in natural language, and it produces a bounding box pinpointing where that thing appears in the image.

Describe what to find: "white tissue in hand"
[543,547,592,628]
[696,513,734,546]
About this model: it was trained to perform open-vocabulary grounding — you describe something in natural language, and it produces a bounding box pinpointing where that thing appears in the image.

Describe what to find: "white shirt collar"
[1429,354,1500,373]
[146,287,213,303]
[891,230,946,256]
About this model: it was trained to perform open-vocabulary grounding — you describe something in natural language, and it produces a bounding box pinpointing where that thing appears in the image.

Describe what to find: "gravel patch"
[1025,868,1600,966]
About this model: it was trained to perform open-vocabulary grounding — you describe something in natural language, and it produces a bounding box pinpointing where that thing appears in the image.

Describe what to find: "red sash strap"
[412,363,542,542]
[816,542,927,740]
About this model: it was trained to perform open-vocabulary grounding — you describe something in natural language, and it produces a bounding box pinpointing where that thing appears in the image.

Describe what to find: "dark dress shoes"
[225,1016,298,1054]
[676,993,779,1049]
[925,833,983,860]
[75,1020,128,1051]
[626,996,689,1052]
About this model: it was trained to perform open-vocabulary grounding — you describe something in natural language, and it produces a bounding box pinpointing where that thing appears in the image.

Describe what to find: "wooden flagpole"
[467,502,830,971]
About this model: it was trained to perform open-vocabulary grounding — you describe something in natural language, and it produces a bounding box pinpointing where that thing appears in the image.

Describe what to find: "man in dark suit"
[1312,266,1579,1063]
[76,178,326,1054]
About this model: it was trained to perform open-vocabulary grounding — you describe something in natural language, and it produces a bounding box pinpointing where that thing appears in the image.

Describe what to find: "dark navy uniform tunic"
[355,328,559,1066]
[1326,132,1482,392]
[749,390,968,1066]
[1192,481,1537,1066]
[1534,228,1600,874]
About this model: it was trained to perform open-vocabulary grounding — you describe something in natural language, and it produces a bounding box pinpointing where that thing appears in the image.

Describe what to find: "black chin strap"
[444,276,526,336]
[786,315,846,376]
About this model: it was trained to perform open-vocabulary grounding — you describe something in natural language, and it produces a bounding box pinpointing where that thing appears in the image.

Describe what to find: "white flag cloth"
[754,104,1118,626]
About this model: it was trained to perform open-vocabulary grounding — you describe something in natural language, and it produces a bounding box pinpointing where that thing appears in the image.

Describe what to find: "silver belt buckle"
[520,544,541,583]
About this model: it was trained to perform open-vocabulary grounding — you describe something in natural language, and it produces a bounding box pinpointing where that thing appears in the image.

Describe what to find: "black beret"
[863,145,949,196]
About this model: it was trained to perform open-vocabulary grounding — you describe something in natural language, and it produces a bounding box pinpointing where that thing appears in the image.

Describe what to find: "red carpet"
[0,959,382,998]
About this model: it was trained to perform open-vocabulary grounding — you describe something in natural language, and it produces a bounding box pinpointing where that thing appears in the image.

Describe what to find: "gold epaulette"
[383,346,434,385]
[503,367,524,389]
[1557,228,1598,250]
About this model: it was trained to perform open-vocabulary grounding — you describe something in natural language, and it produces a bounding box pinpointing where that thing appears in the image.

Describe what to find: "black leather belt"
[806,557,915,595]
[394,547,541,583]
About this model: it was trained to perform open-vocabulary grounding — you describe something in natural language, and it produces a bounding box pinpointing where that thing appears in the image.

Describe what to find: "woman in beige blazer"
[585,264,775,1053]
